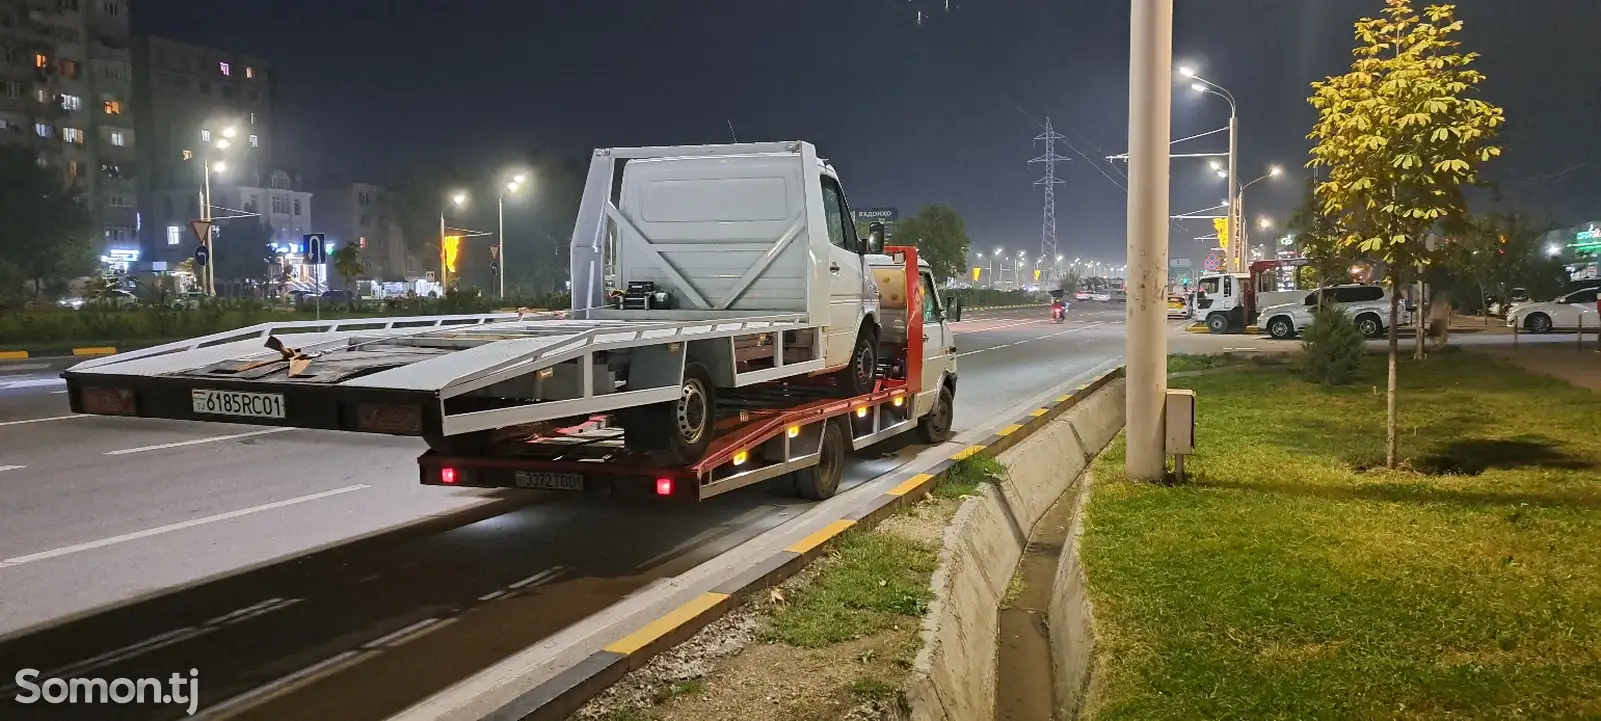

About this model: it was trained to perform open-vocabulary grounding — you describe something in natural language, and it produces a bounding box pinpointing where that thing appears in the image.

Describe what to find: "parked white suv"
[1260,284,1402,340]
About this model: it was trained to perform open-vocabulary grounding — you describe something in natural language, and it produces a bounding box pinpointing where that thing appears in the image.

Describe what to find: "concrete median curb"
[0,346,119,360]
[903,377,1125,721]
[411,367,1126,721]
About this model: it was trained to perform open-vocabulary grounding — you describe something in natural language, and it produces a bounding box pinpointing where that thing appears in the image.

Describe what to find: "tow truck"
[1191,258,1314,333]
[60,141,960,501]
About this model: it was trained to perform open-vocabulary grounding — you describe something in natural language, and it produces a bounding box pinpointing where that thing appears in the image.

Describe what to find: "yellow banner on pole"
[972,266,982,282]
[443,235,462,273]
[1213,217,1230,250]
[1033,269,1041,281]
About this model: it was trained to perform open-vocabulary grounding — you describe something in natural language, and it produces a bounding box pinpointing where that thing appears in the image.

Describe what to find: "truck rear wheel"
[794,420,846,501]
[834,324,879,397]
[619,361,717,465]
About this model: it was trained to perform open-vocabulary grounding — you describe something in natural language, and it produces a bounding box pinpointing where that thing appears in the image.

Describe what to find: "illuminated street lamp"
[195,122,246,295]
[1181,66,1240,271]
[497,173,529,298]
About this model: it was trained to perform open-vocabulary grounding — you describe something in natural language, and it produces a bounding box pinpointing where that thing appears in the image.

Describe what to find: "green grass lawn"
[1083,353,1601,720]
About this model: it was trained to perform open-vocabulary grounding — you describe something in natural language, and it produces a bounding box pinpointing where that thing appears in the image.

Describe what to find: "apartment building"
[131,33,274,267]
[317,181,414,286]
[0,0,138,270]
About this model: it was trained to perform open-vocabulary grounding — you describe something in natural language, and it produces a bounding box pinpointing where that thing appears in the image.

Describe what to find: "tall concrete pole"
[1226,113,1239,272]
[1125,0,1172,481]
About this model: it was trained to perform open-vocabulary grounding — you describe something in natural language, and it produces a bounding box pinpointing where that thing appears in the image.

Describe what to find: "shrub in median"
[1300,305,1365,385]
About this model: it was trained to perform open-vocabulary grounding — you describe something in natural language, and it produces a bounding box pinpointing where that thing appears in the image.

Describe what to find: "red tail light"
[440,467,458,484]
[655,478,673,496]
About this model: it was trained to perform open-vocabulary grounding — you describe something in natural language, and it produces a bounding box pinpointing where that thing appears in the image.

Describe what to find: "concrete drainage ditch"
[904,378,1124,721]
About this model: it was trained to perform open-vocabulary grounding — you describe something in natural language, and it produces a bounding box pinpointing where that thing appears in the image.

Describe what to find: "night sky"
[133,0,1601,267]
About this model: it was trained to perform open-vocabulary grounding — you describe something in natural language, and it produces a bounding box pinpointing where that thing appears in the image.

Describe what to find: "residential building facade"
[317,181,415,286]
[131,33,273,267]
[0,0,139,270]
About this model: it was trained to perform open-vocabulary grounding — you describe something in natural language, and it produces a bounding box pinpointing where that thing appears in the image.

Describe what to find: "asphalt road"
[0,305,1136,720]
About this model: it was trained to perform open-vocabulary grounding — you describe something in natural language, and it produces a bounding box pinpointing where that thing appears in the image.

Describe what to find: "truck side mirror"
[866,222,886,254]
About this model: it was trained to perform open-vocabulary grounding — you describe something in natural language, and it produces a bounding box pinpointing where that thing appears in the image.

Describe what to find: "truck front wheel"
[916,385,955,444]
[1206,313,1231,334]
[794,420,846,500]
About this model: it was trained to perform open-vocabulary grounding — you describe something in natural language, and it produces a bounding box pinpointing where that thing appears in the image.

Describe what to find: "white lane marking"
[0,484,371,568]
[200,616,460,719]
[0,362,52,372]
[0,378,66,390]
[104,427,295,455]
[51,390,67,394]
[949,319,1042,332]
[0,465,24,472]
[0,597,301,695]
[0,414,82,427]
[957,322,1106,358]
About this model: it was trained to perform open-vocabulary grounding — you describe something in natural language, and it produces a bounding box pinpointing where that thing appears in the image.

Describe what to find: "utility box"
[1165,388,1196,455]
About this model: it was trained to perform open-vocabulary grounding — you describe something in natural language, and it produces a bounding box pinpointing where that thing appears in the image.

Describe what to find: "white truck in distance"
[63,142,955,490]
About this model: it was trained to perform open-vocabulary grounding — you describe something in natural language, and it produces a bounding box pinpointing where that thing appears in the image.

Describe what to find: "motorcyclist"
[1051,296,1067,321]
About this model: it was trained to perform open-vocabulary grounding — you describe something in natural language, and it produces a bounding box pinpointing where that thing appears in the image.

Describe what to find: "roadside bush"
[1300,306,1365,385]
[941,288,1040,310]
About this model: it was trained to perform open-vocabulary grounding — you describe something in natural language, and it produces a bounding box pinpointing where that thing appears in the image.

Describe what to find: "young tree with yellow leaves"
[1307,0,1504,468]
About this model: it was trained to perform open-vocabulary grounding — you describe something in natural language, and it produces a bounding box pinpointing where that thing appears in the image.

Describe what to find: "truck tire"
[1266,316,1296,340]
[834,323,879,397]
[794,420,846,501]
[423,430,493,456]
[1206,312,1231,334]
[916,385,955,444]
[619,361,717,465]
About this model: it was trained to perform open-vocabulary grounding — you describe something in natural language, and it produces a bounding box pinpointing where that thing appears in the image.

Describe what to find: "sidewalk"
[1466,342,1601,392]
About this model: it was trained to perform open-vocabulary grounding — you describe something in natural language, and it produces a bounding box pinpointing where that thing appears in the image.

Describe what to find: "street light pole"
[1127,0,1173,481]
[200,160,213,295]
[497,175,526,299]
[1226,112,1240,272]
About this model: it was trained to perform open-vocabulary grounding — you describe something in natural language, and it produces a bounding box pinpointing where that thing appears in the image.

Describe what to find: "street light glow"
[1258,217,1273,230]
[1178,66,1196,78]
[451,191,468,206]
[1190,83,1208,94]
[506,181,521,192]
[1546,243,1562,257]
[212,161,227,173]
[1268,165,1283,177]
[512,173,528,184]
[1216,170,1228,179]
[222,126,237,139]
[214,139,230,149]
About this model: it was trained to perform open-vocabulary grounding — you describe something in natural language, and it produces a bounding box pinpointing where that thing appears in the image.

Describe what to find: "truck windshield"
[1198,277,1220,295]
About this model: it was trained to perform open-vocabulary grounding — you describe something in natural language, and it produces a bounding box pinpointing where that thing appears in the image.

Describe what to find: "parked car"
[165,291,209,310]
[1091,290,1111,302]
[1506,286,1600,333]
[1259,284,1403,340]
[1166,294,1189,319]
[1073,289,1092,302]
[84,289,140,310]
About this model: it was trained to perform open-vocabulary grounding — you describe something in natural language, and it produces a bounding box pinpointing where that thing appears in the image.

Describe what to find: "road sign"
[194,244,209,268]
[303,233,326,264]
[490,260,500,276]
[1203,251,1223,272]
[189,220,212,242]
[489,245,500,260]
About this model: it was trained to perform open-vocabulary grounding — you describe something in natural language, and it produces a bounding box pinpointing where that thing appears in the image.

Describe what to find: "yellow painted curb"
[73,346,117,356]
[785,519,856,554]
[0,350,28,360]
[603,592,729,655]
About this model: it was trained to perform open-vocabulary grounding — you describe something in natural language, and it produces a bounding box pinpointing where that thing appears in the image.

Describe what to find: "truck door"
[820,176,868,368]
[918,270,953,413]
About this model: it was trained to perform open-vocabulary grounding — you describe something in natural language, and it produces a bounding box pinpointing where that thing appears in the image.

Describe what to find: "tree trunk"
[1387,289,1400,468]
[1413,281,1426,361]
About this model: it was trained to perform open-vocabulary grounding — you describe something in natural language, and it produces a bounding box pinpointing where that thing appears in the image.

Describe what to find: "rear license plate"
[514,471,584,491]
[191,389,286,419]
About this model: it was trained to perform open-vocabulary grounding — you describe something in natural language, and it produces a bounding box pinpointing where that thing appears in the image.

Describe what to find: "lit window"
[181,149,194,161]
[219,61,230,76]
[34,122,53,138]
[167,226,182,245]
[200,129,210,142]
[34,87,49,103]
[249,112,257,125]
[34,53,47,69]
[63,127,83,144]
[248,134,258,147]
[103,99,122,115]
[60,94,81,111]
[245,67,255,79]
[109,130,125,146]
